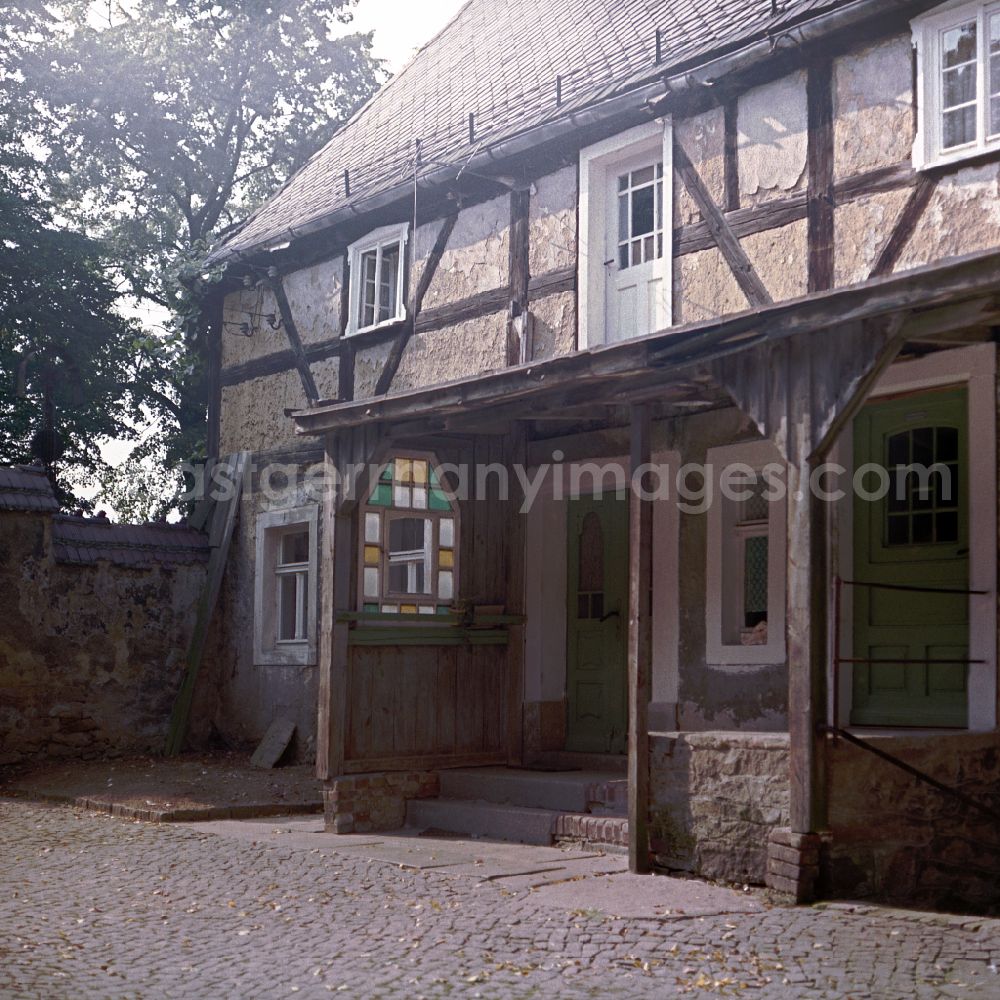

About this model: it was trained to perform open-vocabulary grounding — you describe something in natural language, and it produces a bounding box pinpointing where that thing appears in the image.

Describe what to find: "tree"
[0,1,178,507]
[0,160,179,508]
[34,1,381,306]
[11,0,382,508]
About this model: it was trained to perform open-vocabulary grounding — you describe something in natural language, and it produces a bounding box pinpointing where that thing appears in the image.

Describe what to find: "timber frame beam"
[673,137,773,308]
[270,278,320,405]
[373,211,460,397]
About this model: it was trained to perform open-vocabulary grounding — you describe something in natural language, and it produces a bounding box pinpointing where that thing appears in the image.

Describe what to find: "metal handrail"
[821,725,1000,826]
[830,575,986,731]
[839,578,988,596]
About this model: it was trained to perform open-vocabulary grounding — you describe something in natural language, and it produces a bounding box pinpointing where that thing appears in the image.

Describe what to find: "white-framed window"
[345,222,408,336]
[359,454,459,614]
[578,120,674,349]
[254,505,318,666]
[913,1,1000,169]
[705,441,787,667]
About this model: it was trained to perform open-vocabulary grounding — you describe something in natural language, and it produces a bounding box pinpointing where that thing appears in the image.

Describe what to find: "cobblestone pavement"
[2,799,999,999]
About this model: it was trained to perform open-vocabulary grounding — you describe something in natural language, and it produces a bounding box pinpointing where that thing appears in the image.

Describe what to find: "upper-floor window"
[914,1,1000,168]
[578,121,673,349]
[346,222,408,336]
[359,455,458,614]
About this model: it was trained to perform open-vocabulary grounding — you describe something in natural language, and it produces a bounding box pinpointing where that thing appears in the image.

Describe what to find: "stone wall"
[649,731,790,885]
[824,733,1000,912]
[323,771,440,834]
[0,510,207,765]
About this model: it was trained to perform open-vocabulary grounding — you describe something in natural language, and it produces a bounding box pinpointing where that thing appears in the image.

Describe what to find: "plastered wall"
[209,454,325,759]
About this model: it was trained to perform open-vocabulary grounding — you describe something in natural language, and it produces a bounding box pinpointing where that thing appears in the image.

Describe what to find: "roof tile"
[214,0,850,260]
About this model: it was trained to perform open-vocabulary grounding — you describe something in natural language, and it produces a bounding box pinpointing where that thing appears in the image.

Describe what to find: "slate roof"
[0,465,60,513]
[213,0,852,262]
[52,516,210,569]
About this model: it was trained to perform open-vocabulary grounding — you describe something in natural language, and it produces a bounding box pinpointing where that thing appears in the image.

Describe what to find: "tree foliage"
[0,0,382,514]
[0,1,175,506]
[31,0,382,309]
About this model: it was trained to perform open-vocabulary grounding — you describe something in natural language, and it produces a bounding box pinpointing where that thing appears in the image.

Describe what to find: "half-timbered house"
[199,0,1000,908]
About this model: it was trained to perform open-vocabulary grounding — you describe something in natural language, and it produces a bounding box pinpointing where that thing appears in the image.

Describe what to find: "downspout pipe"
[210,0,932,267]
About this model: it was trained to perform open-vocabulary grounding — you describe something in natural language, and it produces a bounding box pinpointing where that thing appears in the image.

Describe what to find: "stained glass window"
[360,456,457,614]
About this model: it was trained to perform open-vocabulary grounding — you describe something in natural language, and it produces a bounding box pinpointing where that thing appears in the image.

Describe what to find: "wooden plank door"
[852,387,969,727]
[566,494,629,752]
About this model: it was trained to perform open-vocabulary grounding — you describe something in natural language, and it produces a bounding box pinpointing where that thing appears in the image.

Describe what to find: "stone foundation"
[649,731,790,884]
[767,828,822,903]
[324,771,439,834]
[824,733,1000,912]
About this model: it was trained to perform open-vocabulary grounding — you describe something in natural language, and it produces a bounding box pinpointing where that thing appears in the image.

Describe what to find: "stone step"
[405,798,562,845]
[528,751,628,775]
[405,797,629,848]
[439,767,627,815]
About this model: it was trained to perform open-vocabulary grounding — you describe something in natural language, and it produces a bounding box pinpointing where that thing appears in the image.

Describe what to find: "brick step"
[439,767,627,816]
[405,797,629,848]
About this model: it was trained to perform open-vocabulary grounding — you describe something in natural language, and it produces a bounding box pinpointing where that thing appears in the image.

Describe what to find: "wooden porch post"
[628,403,653,874]
[316,432,356,782]
[506,423,527,767]
[786,458,828,834]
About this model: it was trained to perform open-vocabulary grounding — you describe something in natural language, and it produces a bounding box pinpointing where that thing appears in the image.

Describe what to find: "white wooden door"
[604,153,669,343]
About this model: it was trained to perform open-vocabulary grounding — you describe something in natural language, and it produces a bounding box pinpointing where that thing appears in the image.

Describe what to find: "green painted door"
[566,494,629,753]
[852,388,969,727]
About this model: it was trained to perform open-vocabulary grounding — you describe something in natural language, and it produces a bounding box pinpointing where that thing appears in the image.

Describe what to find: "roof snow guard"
[209,0,901,265]
[52,517,210,569]
[0,466,59,513]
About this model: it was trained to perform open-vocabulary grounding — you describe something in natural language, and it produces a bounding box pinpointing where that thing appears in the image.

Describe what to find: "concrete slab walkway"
[186,815,764,919]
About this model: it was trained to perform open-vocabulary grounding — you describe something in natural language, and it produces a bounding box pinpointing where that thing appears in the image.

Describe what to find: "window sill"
[255,645,316,668]
[706,642,786,668]
[917,141,1000,175]
[345,317,407,340]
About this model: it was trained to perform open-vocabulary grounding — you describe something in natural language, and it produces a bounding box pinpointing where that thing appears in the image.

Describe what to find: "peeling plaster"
[416,194,511,309]
[391,311,507,392]
[834,34,913,181]
[676,107,726,227]
[222,257,343,368]
[677,220,808,324]
[529,166,577,275]
[834,189,912,286]
[530,292,576,360]
[220,359,337,456]
[895,163,1000,272]
[738,72,808,204]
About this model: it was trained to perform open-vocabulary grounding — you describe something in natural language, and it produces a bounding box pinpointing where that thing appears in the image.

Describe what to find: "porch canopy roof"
[291,248,1000,437]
